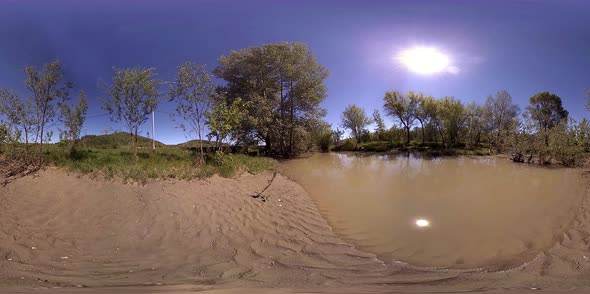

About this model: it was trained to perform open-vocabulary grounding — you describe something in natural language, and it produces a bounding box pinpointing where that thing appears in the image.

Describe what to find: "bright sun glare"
[415,219,430,228]
[398,47,451,75]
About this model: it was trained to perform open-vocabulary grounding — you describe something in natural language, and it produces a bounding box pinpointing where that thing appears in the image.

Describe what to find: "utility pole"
[152,110,156,151]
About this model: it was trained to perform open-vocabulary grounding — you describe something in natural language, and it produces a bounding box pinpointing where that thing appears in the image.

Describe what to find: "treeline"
[335,90,589,166]
[2,42,589,167]
[0,42,330,163]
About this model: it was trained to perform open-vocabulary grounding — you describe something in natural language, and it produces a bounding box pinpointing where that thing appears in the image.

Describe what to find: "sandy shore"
[1,168,590,293]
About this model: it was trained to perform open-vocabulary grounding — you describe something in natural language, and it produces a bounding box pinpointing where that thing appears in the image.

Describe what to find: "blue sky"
[1,0,589,144]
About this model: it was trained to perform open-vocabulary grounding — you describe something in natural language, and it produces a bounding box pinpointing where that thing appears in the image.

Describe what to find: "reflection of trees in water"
[336,152,433,179]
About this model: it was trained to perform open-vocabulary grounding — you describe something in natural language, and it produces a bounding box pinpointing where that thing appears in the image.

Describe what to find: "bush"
[317,131,333,152]
[550,122,586,166]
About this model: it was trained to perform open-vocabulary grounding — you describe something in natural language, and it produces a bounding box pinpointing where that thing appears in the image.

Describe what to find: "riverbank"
[333,140,492,157]
[1,167,590,293]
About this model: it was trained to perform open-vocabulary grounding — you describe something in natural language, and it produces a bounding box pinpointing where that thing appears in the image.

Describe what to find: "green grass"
[43,145,276,184]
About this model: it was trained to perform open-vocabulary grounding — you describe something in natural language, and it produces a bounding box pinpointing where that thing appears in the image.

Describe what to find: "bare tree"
[102,67,161,159]
[169,62,215,164]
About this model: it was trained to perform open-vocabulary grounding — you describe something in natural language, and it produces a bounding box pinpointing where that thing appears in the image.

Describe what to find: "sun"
[415,219,430,228]
[397,47,451,75]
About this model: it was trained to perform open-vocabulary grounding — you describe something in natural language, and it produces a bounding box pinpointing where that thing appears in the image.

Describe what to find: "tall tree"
[59,91,88,155]
[383,90,419,144]
[102,67,161,159]
[482,90,520,151]
[341,104,372,143]
[414,94,432,144]
[25,60,72,153]
[169,62,215,164]
[0,89,37,144]
[438,96,466,147]
[464,102,484,148]
[214,42,329,157]
[372,109,386,140]
[525,91,568,146]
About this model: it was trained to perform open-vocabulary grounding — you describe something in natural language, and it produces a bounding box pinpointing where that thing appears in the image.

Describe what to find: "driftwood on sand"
[251,171,278,202]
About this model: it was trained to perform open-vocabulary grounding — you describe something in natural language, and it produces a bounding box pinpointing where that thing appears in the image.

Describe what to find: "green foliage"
[549,119,586,166]
[317,130,333,152]
[59,91,88,155]
[206,97,250,151]
[438,96,466,147]
[340,104,372,143]
[332,128,345,144]
[102,67,161,159]
[169,62,215,163]
[383,90,420,144]
[482,90,520,151]
[578,118,590,152]
[214,42,329,157]
[0,89,37,144]
[507,115,586,166]
[372,109,386,140]
[0,123,15,155]
[25,60,72,153]
[44,146,275,183]
[464,102,484,149]
[526,91,569,133]
[507,118,537,163]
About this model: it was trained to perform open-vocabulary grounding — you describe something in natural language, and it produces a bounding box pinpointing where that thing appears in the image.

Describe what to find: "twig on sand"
[160,186,179,198]
[252,171,278,202]
[0,160,41,187]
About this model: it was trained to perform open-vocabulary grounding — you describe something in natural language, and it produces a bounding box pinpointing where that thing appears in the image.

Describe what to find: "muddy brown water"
[281,153,586,269]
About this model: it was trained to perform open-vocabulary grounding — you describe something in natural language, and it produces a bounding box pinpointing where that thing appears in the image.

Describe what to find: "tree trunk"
[289,80,294,156]
[438,125,446,147]
[24,127,29,145]
[279,75,285,157]
[39,108,46,154]
[133,130,138,160]
[406,126,411,145]
[419,121,425,145]
[197,119,204,165]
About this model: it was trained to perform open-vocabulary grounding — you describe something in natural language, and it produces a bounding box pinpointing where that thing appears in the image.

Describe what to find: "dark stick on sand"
[252,171,278,202]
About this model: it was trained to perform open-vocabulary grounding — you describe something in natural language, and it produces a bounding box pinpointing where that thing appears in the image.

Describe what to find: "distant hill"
[80,132,165,149]
[176,139,219,148]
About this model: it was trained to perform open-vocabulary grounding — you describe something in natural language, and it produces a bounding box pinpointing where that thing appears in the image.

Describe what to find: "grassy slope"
[176,139,219,148]
[79,132,166,149]
[45,147,276,183]
[46,133,274,183]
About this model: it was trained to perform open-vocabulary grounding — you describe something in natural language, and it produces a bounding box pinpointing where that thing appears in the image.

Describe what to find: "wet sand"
[1,165,590,293]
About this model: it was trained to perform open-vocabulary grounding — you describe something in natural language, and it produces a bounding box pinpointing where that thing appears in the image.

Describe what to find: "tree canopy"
[383,90,419,144]
[341,104,372,143]
[169,62,216,163]
[102,67,161,159]
[214,42,329,157]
